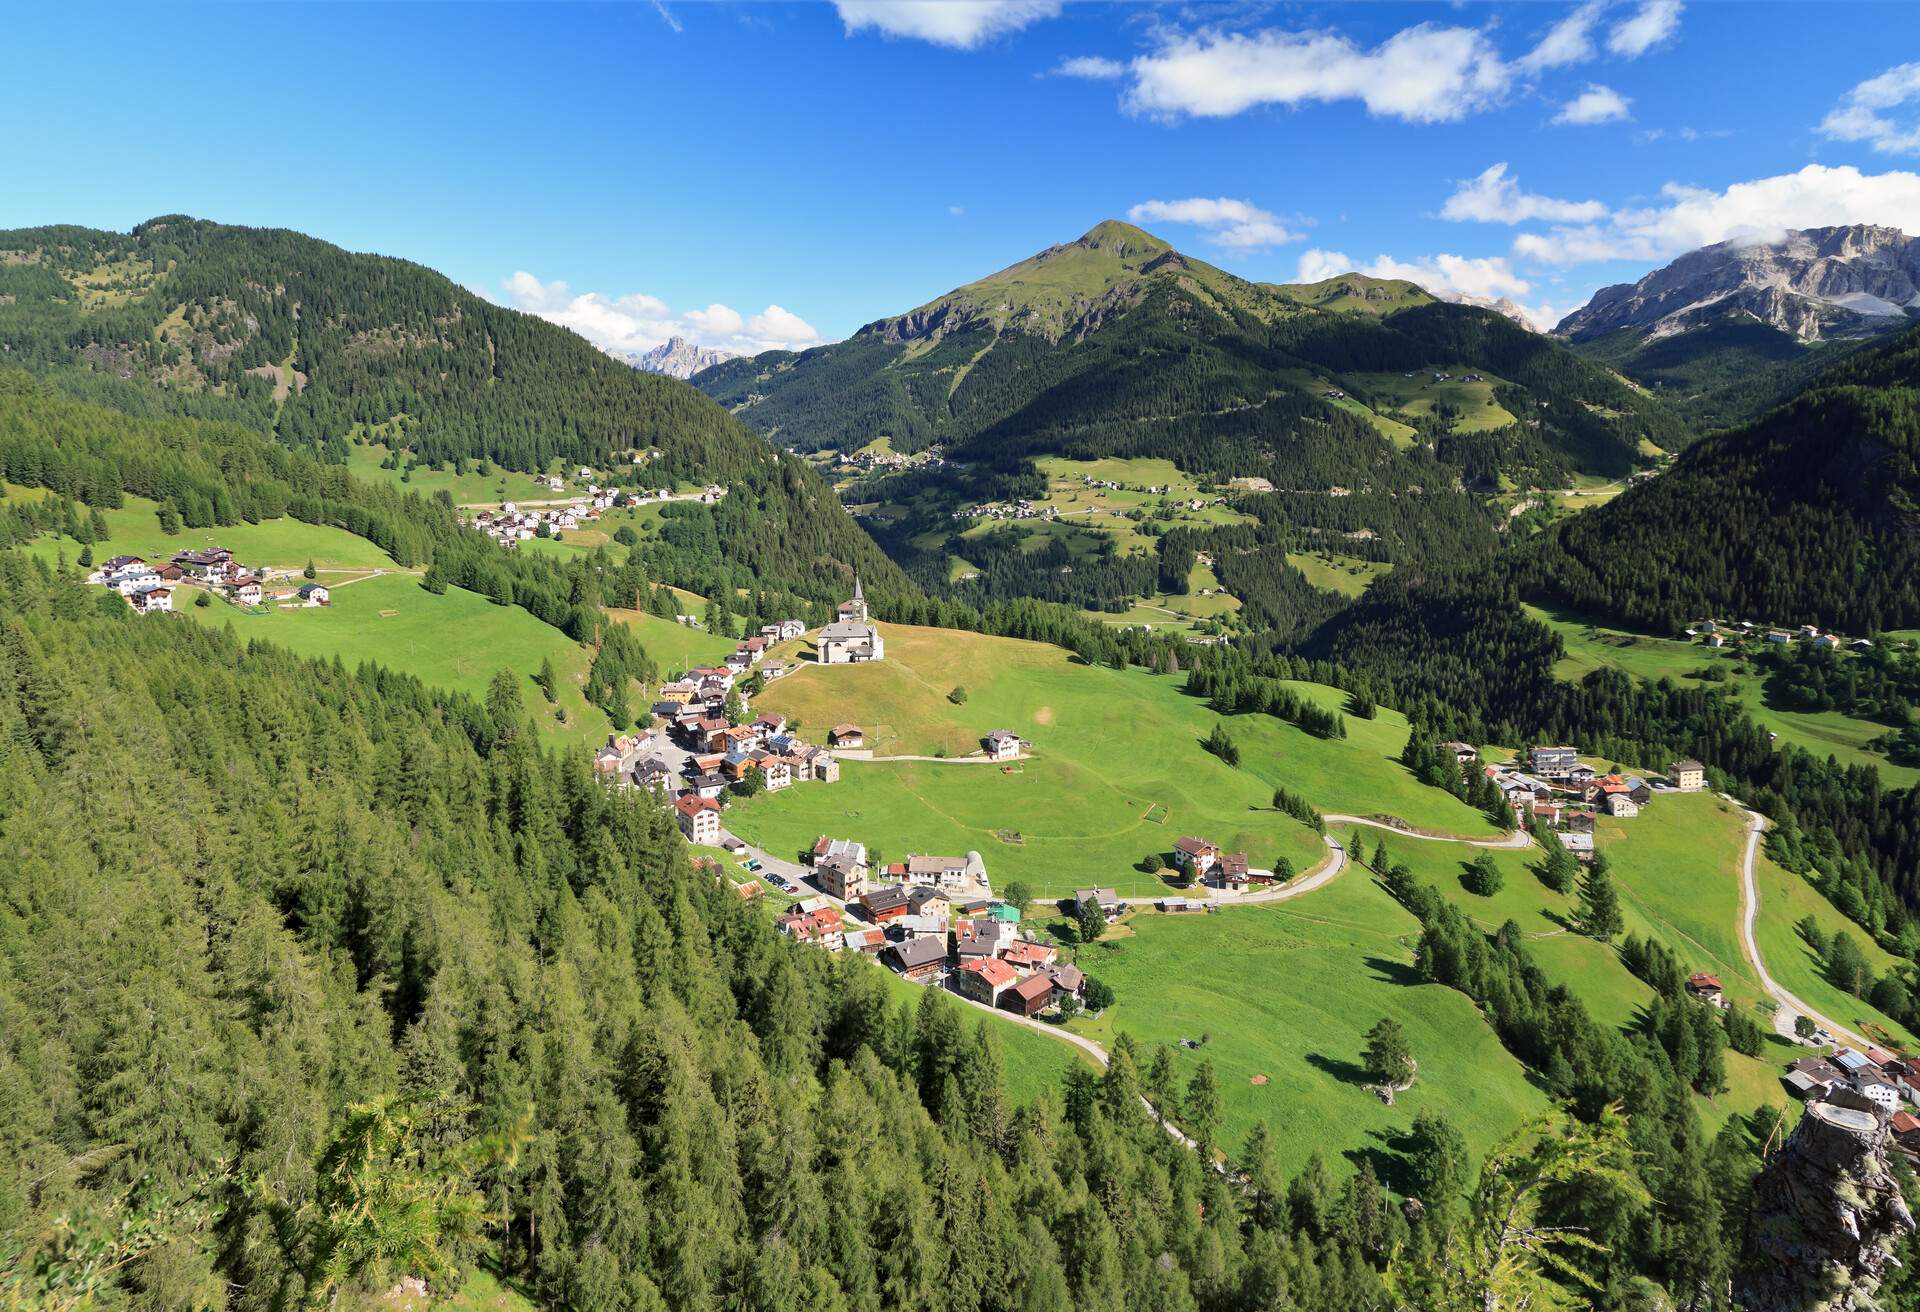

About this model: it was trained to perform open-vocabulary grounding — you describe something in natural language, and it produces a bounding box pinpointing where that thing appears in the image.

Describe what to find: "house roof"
[830,723,863,737]
[1011,974,1055,1003]
[674,794,720,817]
[1895,1111,1920,1135]
[1688,973,1723,991]
[1074,887,1120,906]
[1220,852,1249,875]
[888,937,947,969]
[862,887,910,913]
[1173,836,1217,856]
[960,957,1017,988]
[1671,759,1705,772]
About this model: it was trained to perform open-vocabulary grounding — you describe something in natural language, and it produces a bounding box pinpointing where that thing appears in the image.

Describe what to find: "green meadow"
[1349,368,1520,434]
[604,607,741,674]
[1063,873,1552,1181]
[17,492,397,573]
[731,625,1372,898]
[345,440,558,505]
[1286,552,1393,598]
[179,573,611,746]
[1527,604,1918,787]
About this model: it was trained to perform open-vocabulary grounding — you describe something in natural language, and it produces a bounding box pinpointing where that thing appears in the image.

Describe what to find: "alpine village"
[9,5,1920,1310]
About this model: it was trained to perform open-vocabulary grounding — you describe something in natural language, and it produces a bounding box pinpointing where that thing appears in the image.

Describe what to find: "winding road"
[1731,798,1872,1050]
[1324,813,1533,850]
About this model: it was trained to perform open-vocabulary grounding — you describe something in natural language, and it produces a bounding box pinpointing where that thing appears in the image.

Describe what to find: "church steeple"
[852,570,863,603]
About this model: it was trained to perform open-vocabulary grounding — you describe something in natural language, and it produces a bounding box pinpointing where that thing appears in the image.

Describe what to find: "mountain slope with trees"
[699,221,1690,486]
[1527,322,1920,635]
[0,215,906,602]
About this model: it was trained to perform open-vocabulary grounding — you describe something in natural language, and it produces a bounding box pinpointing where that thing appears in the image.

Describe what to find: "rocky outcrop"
[1557,225,1920,344]
[1736,1090,1914,1312]
[621,336,738,380]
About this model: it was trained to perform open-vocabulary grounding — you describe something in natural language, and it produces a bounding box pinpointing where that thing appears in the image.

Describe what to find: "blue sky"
[6,2,1920,348]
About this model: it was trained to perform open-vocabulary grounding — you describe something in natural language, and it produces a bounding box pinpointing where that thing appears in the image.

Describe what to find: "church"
[817,572,885,664]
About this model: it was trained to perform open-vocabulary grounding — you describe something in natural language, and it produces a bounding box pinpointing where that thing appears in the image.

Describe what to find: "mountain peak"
[620,336,739,380]
[1073,220,1172,258]
[1557,224,1920,343]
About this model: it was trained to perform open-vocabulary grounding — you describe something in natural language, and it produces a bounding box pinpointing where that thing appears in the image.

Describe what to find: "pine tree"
[1577,856,1624,942]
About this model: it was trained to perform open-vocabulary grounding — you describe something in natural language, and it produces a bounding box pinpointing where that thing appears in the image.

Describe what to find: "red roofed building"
[1001,940,1058,969]
[674,794,722,845]
[952,956,1017,1007]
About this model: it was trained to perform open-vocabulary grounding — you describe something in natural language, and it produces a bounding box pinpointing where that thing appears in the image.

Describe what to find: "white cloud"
[1553,84,1632,125]
[1607,0,1682,58]
[1511,163,1920,266]
[949,204,967,216]
[1126,197,1300,251]
[1819,63,1920,156]
[834,0,1059,49]
[1053,54,1125,79]
[1441,163,1610,224]
[498,273,824,356]
[1292,247,1558,329]
[1123,22,1512,124]
[1516,0,1604,74]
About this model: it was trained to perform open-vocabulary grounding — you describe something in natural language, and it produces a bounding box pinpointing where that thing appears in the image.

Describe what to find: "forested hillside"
[1527,322,1920,635]
[0,216,906,602]
[0,551,1506,1312]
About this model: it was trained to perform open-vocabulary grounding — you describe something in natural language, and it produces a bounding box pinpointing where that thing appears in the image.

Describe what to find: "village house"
[1173,836,1220,878]
[296,582,330,607]
[1001,940,1058,970]
[778,903,844,950]
[1074,887,1124,922]
[224,577,264,607]
[129,584,173,614]
[687,770,729,801]
[1669,759,1706,792]
[1530,745,1580,778]
[1686,973,1725,1007]
[814,837,869,900]
[886,935,947,982]
[983,729,1027,761]
[759,757,793,792]
[753,712,787,737]
[907,886,952,919]
[1043,961,1085,999]
[895,852,980,892]
[1784,1056,1845,1098]
[674,795,722,845]
[860,886,910,923]
[1211,851,1251,891]
[841,925,887,955]
[633,757,673,793]
[1606,792,1641,818]
[952,956,1018,1008]
[828,724,865,749]
[1004,973,1056,1018]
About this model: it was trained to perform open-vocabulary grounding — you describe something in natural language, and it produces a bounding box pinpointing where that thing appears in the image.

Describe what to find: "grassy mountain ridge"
[700,220,1690,489]
[0,214,908,600]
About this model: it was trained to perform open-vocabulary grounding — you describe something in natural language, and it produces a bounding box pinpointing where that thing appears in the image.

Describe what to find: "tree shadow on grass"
[1362,955,1425,987]
[1304,1051,1371,1087]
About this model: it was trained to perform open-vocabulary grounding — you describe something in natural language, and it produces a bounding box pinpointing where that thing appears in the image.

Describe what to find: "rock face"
[1736,1091,1915,1312]
[621,336,739,380]
[1556,225,1920,343]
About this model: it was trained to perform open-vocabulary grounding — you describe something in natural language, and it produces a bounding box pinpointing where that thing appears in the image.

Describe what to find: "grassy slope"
[604,607,740,675]
[18,492,396,573]
[344,440,557,506]
[869,960,1095,1107]
[179,573,611,746]
[1527,603,1919,788]
[1751,848,1917,1049]
[1349,370,1519,434]
[1285,552,1393,598]
[727,625,1491,896]
[1063,873,1552,1180]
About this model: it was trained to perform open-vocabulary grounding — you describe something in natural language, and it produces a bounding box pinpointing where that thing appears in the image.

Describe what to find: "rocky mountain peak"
[1557,224,1920,344]
[620,335,739,380]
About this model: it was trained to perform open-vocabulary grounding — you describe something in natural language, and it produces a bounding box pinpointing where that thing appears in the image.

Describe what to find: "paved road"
[1117,833,1348,907]
[1324,813,1532,850]
[1731,797,1871,1050]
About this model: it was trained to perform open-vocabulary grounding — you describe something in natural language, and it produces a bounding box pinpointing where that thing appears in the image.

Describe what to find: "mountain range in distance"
[617,334,739,379]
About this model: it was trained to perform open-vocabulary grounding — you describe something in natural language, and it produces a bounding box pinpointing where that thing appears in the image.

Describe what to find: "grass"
[1061,873,1552,1181]
[1350,369,1519,434]
[1233,683,1503,837]
[179,573,611,746]
[345,440,557,506]
[443,1268,538,1312]
[1527,603,1919,788]
[1750,848,1917,1049]
[1335,795,1795,1131]
[604,608,740,675]
[1286,552,1393,598]
[19,493,397,573]
[726,624,1491,897]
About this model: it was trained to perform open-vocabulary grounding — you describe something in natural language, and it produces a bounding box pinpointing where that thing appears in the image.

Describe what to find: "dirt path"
[1324,813,1531,850]
[1732,798,1871,1050]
